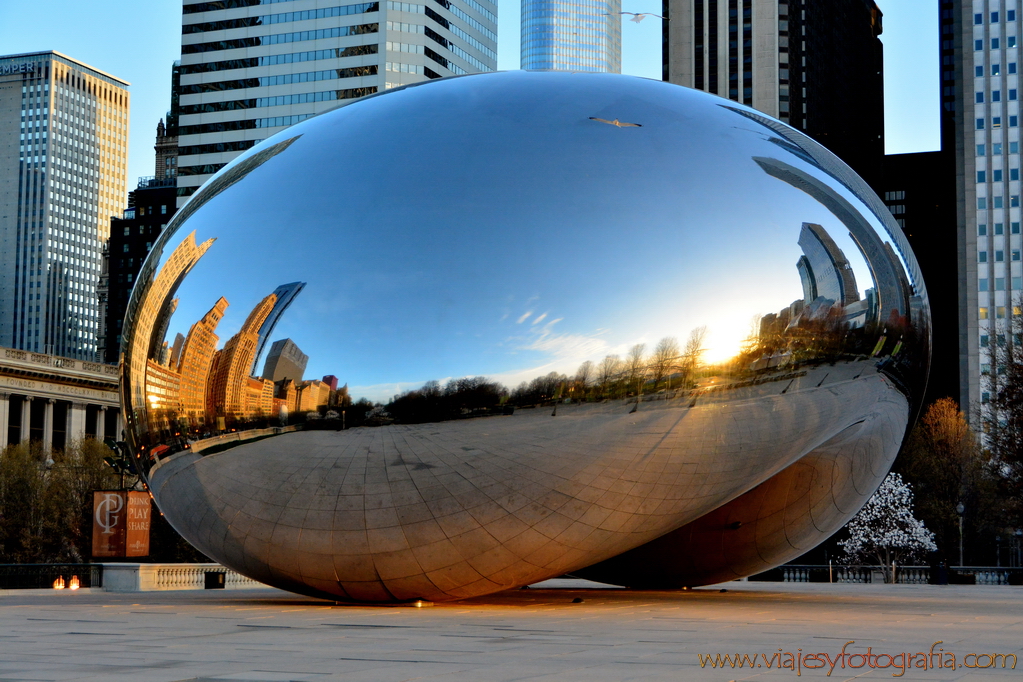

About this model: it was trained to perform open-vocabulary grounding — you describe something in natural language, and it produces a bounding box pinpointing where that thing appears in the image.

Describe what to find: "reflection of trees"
[388,377,507,424]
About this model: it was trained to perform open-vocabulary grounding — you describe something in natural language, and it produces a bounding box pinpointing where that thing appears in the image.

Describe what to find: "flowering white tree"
[839,472,937,582]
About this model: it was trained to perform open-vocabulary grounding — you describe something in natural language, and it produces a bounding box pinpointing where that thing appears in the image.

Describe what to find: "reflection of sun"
[700,313,759,364]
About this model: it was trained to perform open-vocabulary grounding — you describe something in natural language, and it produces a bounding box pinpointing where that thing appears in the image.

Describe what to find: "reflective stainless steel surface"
[120,71,929,602]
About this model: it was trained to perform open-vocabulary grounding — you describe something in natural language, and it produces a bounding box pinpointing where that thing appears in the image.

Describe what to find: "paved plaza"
[1,579,1021,682]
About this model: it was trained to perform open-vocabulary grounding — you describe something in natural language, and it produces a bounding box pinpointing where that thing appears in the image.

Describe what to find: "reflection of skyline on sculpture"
[119,71,930,603]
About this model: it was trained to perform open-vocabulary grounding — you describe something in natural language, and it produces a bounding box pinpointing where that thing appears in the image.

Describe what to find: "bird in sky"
[589,117,643,128]
[605,11,667,23]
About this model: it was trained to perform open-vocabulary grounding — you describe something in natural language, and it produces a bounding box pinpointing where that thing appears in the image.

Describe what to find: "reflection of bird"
[605,11,666,23]
[589,116,642,128]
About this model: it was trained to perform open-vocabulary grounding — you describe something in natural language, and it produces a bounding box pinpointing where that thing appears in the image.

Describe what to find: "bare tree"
[680,326,708,390]
[651,336,680,389]
[625,343,647,395]
[573,360,594,400]
[596,354,622,397]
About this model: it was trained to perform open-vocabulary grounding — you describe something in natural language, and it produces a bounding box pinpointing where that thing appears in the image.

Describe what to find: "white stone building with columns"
[0,346,121,451]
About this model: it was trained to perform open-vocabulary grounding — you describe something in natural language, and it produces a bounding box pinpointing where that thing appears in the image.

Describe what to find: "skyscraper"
[0,51,129,359]
[251,281,305,375]
[261,338,309,383]
[520,0,622,72]
[663,0,884,189]
[952,2,1023,413]
[175,0,497,203]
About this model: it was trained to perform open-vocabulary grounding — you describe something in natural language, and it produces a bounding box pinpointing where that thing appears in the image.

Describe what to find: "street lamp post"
[956,502,965,567]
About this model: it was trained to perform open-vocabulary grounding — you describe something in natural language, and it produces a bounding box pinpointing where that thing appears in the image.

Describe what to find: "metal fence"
[0,564,102,590]
[750,564,1023,585]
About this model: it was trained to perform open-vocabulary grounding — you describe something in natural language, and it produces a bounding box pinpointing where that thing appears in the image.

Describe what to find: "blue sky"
[0,0,939,193]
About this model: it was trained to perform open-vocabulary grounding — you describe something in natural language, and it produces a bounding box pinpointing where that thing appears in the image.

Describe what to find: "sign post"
[92,491,151,558]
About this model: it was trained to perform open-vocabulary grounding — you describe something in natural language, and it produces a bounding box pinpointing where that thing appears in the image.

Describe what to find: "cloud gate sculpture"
[121,71,930,602]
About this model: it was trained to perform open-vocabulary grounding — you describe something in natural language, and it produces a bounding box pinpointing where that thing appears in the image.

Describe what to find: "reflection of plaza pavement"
[151,359,909,602]
[1,581,1020,680]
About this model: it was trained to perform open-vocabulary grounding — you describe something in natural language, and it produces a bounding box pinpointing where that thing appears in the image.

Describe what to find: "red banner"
[92,491,151,558]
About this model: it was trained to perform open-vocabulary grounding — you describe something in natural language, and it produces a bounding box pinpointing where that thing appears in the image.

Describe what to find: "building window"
[1012,63,1019,74]
[995,170,1004,182]
[1011,10,1017,21]
[977,65,985,77]
[993,38,1001,49]
[994,117,1003,128]
[998,306,1007,318]
[983,363,992,375]
[980,251,989,262]
[980,278,990,292]
[982,334,990,347]
[1014,195,1021,207]
[977,12,984,24]
[981,306,989,319]
[982,392,991,404]
[1012,90,1019,101]
[977,118,986,130]
[978,144,987,156]
[1015,249,1022,260]
[979,197,988,209]
[1010,37,1018,48]
[1012,116,1020,127]
[123,226,129,236]
[997,250,1005,261]
[994,91,1002,102]
[122,244,129,253]
[979,170,987,183]
[1013,222,1020,233]
[993,64,1002,75]
[1012,142,1021,153]
[978,92,986,103]
[980,223,988,235]
[1013,169,1020,181]
[994,196,1004,208]
[996,223,1004,234]
[1015,276,1023,289]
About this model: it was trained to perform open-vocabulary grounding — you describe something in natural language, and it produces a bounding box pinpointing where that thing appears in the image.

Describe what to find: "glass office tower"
[0,51,130,359]
[176,0,498,203]
[521,0,622,72]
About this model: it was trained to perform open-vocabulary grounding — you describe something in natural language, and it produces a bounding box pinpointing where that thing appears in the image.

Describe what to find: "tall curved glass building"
[521,0,622,72]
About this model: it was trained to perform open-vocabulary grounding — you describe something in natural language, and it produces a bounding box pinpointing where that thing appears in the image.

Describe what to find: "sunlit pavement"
[1,578,1021,681]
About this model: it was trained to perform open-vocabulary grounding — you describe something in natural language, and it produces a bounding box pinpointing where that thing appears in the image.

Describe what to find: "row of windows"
[435,0,494,26]
[183,0,309,14]
[386,61,424,73]
[387,41,424,54]
[980,333,1023,348]
[388,1,496,43]
[978,142,1020,155]
[977,169,1021,182]
[976,115,1019,129]
[178,113,314,136]
[178,66,378,95]
[423,5,495,60]
[979,305,1022,319]
[977,196,1021,209]
[975,36,1018,50]
[179,86,375,114]
[979,277,1023,292]
[978,249,1022,262]
[978,222,1022,235]
[178,139,258,156]
[976,63,1018,76]
[179,45,378,75]
[424,26,489,71]
[177,162,229,177]
[181,22,379,54]
[977,89,1019,103]
[424,45,465,74]
[183,2,380,33]
[975,10,1017,24]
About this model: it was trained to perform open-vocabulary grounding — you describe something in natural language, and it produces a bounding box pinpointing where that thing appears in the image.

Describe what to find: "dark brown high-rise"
[663,0,885,189]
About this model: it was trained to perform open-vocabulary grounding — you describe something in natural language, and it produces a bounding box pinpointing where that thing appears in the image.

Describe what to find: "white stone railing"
[102,563,268,592]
